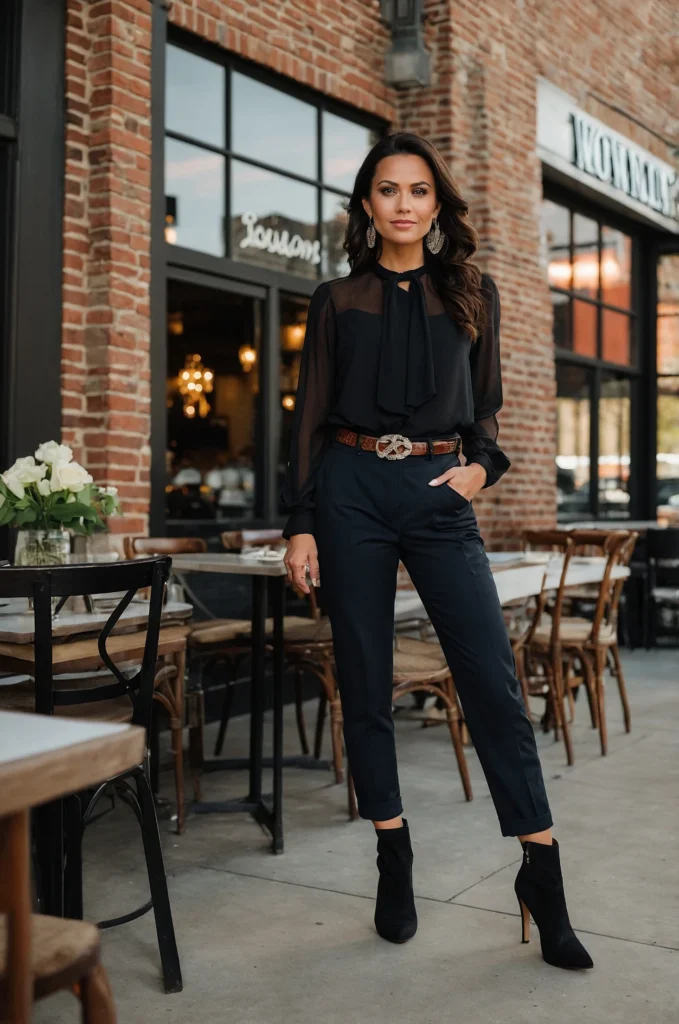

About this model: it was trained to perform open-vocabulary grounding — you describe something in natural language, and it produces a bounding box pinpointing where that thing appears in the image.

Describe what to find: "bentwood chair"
[519,531,578,764]
[0,558,182,993]
[544,530,635,755]
[0,813,118,1023]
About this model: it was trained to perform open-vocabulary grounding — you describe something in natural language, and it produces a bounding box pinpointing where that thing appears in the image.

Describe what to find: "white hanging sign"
[239,211,321,265]
[537,79,679,233]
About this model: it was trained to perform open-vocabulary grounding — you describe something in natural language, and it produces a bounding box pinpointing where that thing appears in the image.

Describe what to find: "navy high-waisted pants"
[314,438,553,838]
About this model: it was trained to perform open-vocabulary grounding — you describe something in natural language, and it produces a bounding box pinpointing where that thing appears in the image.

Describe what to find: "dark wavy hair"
[344,132,486,341]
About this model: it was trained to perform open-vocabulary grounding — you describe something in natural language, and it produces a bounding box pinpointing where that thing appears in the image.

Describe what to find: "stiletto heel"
[518,896,530,943]
[514,839,593,969]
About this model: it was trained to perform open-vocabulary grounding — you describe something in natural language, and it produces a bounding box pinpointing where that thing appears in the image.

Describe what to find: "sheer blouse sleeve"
[281,282,336,538]
[460,272,511,489]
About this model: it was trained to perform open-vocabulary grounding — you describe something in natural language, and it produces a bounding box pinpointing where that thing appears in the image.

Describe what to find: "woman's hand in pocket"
[284,534,320,596]
[428,463,487,501]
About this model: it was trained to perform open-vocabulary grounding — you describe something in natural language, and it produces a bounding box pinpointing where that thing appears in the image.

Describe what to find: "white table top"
[0,711,145,816]
[0,599,193,645]
[0,711,130,767]
[172,552,288,577]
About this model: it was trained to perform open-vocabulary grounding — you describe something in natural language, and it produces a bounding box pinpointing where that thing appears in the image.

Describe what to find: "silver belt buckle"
[375,433,413,460]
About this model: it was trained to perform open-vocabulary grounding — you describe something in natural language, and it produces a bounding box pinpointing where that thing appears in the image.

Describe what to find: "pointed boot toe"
[515,839,593,970]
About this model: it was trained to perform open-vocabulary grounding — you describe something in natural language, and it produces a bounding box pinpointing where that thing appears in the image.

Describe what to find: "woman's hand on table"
[428,462,487,501]
[284,534,320,597]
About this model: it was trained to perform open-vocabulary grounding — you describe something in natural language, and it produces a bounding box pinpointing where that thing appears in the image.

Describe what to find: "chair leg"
[134,767,182,994]
[347,770,359,821]
[171,649,186,835]
[79,961,117,1023]
[583,655,599,729]
[214,678,234,758]
[313,691,328,761]
[594,645,608,755]
[609,643,632,733]
[187,686,204,803]
[329,697,344,784]
[445,703,473,802]
[294,667,310,755]
[550,653,574,766]
[63,793,84,920]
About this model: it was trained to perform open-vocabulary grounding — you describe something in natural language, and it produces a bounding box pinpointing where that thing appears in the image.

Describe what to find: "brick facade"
[61,0,679,545]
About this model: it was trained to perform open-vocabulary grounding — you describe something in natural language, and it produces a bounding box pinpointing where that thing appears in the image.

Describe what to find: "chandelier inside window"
[178,353,214,419]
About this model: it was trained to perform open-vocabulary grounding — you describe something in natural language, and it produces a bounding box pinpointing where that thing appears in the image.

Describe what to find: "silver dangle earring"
[366,215,376,249]
[426,216,444,255]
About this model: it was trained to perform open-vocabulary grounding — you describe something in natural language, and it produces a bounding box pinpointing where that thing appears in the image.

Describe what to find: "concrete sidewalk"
[37,648,678,1024]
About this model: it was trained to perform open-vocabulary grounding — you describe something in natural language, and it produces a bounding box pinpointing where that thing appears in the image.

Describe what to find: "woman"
[281,132,592,971]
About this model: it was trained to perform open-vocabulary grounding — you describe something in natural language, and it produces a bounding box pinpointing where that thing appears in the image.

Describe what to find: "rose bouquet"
[0,441,121,564]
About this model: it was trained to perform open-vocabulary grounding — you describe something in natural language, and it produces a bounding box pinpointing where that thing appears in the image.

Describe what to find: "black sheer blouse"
[281,264,511,538]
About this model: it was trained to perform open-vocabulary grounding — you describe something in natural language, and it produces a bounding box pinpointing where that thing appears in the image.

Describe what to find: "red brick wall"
[63,0,153,537]
[61,0,679,544]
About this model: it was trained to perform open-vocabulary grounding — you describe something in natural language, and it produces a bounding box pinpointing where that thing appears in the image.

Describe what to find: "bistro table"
[0,710,145,1023]
[0,598,194,839]
[171,552,288,853]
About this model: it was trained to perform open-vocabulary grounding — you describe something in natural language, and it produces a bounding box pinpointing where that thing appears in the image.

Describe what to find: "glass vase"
[13,528,71,567]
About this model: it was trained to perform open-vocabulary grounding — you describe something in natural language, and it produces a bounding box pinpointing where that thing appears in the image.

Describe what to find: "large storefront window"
[656,254,679,512]
[542,194,638,520]
[161,34,383,536]
[164,39,379,281]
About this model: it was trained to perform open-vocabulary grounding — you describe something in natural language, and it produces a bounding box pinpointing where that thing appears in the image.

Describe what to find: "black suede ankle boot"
[374,818,417,943]
[514,839,593,969]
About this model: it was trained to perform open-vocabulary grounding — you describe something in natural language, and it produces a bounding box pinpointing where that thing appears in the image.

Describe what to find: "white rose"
[1,471,25,499]
[104,486,118,497]
[50,460,93,493]
[5,456,46,485]
[35,441,73,465]
[37,478,51,496]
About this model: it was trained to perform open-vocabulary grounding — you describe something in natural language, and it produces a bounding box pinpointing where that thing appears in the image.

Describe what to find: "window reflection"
[323,112,376,191]
[572,299,597,357]
[602,308,632,366]
[572,214,599,298]
[657,253,679,375]
[278,294,310,513]
[231,160,319,278]
[166,45,225,148]
[598,375,631,519]
[657,376,679,511]
[232,72,317,179]
[541,200,570,289]
[556,365,591,520]
[166,280,260,525]
[322,192,350,278]
[165,138,225,256]
[601,226,632,310]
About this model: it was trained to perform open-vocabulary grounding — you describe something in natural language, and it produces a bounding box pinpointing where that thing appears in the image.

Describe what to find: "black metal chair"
[0,556,182,993]
[645,528,679,647]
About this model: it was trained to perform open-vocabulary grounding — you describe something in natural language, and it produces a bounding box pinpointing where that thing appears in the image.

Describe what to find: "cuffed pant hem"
[358,796,404,822]
[500,811,553,838]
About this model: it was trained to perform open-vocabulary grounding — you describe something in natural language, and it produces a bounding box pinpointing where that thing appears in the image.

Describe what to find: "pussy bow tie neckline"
[372,261,436,417]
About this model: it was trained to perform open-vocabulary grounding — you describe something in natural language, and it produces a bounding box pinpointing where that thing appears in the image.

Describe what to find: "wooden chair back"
[220,529,285,551]
[521,532,576,649]
[566,530,630,644]
[124,536,207,560]
[606,530,638,633]
[0,558,171,730]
